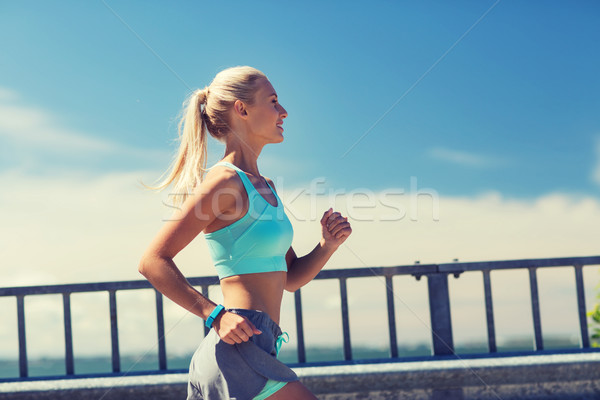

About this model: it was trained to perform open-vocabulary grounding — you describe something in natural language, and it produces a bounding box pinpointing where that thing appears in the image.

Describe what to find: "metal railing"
[1,255,599,381]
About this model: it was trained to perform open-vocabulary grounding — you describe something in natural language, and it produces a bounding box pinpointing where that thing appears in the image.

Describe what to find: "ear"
[233,99,248,119]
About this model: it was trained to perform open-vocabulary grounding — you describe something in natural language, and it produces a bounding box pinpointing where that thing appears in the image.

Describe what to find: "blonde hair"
[140,66,267,206]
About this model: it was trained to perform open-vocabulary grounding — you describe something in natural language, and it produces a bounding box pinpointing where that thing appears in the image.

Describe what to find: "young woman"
[139,66,352,400]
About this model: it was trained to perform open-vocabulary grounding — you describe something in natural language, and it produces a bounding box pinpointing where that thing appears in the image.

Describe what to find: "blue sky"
[2,0,599,198]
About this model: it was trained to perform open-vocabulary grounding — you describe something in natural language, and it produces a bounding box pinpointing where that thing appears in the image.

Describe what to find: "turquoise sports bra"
[203,161,294,280]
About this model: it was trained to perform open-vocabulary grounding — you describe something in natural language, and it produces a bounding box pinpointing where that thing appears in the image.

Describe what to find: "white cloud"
[0,87,170,167]
[428,146,509,168]
[0,104,113,153]
[0,87,19,101]
[0,169,599,358]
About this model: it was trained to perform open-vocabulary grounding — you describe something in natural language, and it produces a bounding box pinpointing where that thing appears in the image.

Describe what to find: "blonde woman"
[138,66,352,399]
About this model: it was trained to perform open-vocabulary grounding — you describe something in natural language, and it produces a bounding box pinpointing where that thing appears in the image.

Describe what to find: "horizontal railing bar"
[314,265,438,279]
[0,277,220,297]
[3,256,598,297]
[438,256,600,273]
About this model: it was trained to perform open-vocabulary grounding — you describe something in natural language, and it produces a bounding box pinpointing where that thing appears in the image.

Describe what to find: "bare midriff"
[220,271,287,325]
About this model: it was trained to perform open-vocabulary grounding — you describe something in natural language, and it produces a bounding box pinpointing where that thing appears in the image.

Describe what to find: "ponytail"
[139,66,267,208]
[139,87,209,208]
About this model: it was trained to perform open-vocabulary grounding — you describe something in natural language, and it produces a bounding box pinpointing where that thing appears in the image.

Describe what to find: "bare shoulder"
[158,167,239,226]
[140,167,244,261]
[202,165,241,191]
[195,166,245,212]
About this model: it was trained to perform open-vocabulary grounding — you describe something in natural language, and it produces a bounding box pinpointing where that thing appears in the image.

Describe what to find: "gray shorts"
[187,308,299,400]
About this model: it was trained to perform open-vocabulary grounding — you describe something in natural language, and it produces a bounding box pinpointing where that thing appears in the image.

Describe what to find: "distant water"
[0,336,581,380]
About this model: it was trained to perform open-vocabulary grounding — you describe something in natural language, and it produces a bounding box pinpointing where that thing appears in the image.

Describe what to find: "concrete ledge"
[1,353,599,399]
[297,353,600,399]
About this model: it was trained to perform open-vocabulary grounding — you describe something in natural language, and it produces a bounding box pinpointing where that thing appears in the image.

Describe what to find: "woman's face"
[245,78,288,142]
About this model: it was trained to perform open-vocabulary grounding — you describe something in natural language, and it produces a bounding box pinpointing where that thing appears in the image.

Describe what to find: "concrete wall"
[1,353,599,400]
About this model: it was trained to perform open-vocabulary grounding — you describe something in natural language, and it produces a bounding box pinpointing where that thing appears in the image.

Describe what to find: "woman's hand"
[213,311,262,345]
[320,208,352,251]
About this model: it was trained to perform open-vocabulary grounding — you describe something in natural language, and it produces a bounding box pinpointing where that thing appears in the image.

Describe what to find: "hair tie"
[202,87,209,104]
[195,88,208,105]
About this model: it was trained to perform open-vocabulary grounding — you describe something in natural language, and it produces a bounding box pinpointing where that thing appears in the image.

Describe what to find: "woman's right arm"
[138,172,261,344]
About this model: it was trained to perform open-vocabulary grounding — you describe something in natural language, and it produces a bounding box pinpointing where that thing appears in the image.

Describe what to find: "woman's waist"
[221,272,286,324]
[222,301,282,326]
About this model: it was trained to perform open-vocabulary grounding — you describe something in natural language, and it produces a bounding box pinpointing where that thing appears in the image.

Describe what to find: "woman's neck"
[221,149,261,176]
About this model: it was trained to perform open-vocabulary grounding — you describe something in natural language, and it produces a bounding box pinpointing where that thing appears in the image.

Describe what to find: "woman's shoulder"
[201,165,244,194]
[178,167,247,222]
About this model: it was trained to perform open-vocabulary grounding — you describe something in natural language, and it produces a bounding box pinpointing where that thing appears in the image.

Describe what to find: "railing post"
[385,275,398,358]
[109,290,120,373]
[339,278,352,361]
[482,270,497,353]
[155,290,167,370]
[202,286,210,337]
[528,267,543,350]
[62,293,74,375]
[573,264,590,348]
[294,289,306,363]
[16,295,28,378]
[427,272,454,356]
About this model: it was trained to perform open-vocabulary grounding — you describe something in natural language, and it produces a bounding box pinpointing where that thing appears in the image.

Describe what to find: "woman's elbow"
[284,279,301,293]
[138,257,149,277]
[138,253,158,278]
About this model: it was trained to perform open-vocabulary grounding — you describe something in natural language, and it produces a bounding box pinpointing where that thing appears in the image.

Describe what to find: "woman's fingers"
[331,220,350,236]
[247,319,263,335]
[326,212,341,226]
[337,226,352,238]
[223,332,244,345]
[320,208,333,225]
[216,312,262,345]
[238,317,261,339]
[221,337,234,345]
[328,217,349,235]
[235,328,250,342]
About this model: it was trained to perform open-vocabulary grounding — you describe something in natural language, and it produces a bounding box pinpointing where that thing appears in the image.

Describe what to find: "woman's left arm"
[266,178,352,292]
[285,208,351,291]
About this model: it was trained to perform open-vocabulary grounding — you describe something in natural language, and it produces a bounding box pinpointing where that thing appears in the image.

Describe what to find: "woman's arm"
[139,171,261,344]
[266,178,352,292]
[285,239,337,292]
[285,208,351,291]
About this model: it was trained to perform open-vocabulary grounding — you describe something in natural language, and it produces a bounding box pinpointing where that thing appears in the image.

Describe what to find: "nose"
[279,104,288,119]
